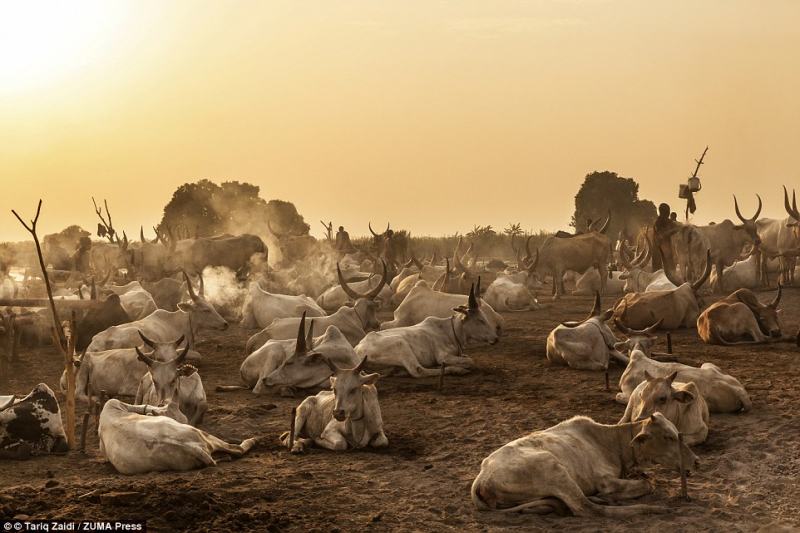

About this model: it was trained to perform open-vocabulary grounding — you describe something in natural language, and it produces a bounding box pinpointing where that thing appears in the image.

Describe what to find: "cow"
[103,281,158,320]
[356,284,498,377]
[98,398,257,474]
[381,278,503,332]
[75,293,131,352]
[87,271,227,351]
[279,357,387,454]
[612,251,712,330]
[240,280,325,329]
[141,277,185,311]
[483,275,540,312]
[0,384,69,458]
[616,346,751,413]
[546,293,627,370]
[535,216,611,299]
[165,233,267,278]
[316,264,393,312]
[755,187,800,285]
[248,265,383,349]
[135,338,207,426]
[697,286,794,345]
[572,269,626,296]
[470,412,698,516]
[617,238,677,293]
[613,318,662,356]
[620,371,709,445]
[709,247,760,290]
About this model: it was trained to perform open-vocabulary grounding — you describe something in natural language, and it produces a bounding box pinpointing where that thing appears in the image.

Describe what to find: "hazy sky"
[2,0,799,242]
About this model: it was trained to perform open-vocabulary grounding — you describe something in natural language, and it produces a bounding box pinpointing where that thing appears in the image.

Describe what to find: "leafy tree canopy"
[571,171,656,239]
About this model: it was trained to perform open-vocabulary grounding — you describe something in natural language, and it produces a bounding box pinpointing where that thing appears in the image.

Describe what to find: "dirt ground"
[2,289,799,532]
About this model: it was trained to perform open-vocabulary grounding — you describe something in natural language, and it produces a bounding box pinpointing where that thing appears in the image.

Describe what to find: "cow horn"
[618,240,634,269]
[597,212,611,234]
[526,248,539,273]
[630,239,650,269]
[770,283,782,308]
[173,334,186,347]
[182,270,199,301]
[588,291,601,318]
[294,312,308,354]
[135,346,155,366]
[476,276,482,300]
[337,263,362,300]
[197,272,205,297]
[368,222,386,237]
[614,317,632,335]
[412,252,423,270]
[176,339,190,363]
[468,283,478,310]
[691,250,713,293]
[783,186,800,219]
[735,194,763,223]
[140,226,146,243]
[663,262,685,288]
[365,261,388,300]
[138,330,157,349]
[524,235,533,265]
[306,319,315,349]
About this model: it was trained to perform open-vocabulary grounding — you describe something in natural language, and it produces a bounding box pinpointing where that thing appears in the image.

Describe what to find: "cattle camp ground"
[2,289,798,531]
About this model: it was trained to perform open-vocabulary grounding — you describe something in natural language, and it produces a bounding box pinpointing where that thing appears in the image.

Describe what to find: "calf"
[0,384,68,458]
[279,358,387,453]
[98,398,256,474]
[617,348,751,413]
[356,284,498,377]
[484,275,540,312]
[546,293,627,370]
[135,339,207,426]
[471,413,697,516]
[620,371,709,445]
[697,286,792,345]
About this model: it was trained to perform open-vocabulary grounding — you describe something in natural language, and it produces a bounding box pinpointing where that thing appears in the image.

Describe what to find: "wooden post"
[604,369,610,391]
[678,433,689,501]
[438,363,446,391]
[288,407,297,451]
[666,332,673,354]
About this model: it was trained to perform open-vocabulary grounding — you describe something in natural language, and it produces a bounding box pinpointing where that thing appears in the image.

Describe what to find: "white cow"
[572,269,625,296]
[619,268,677,293]
[98,399,257,474]
[620,372,709,445]
[135,341,207,426]
[279,358,387,453]
[240,280,325,329]
[471,413,698,516]
[709,250,760,290]
[356,284,499,377]
[316,263,393,312]
[104,281,158,320]
[87,272,227,351]
[616,347,751,413]
[545,294,627,370]
[381,279,503,332]
[483,276,540,312]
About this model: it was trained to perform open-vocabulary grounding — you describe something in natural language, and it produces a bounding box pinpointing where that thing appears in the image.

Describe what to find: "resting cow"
[240,280,325,329]
[617,346,751,413]
[279,358,387,453]
[1,384,68,458]
[546,293,627,370]
[471,413,697,516]
[697,286,794,345]
[98,399,257,474]
[356,284,498,377]
[620,371,709,445]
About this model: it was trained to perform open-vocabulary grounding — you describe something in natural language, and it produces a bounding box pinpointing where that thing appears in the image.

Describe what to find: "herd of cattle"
[1,191,799,516]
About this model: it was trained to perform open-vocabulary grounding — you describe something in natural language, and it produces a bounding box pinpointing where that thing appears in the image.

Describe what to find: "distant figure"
[670,212,678,221]
[335,226,354,253]
[653,203,682,272]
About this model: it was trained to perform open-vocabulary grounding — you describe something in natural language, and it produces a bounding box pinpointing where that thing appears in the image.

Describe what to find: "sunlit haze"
[2,0,799,241]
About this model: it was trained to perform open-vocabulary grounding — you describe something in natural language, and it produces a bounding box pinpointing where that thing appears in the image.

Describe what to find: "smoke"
[201,266,248,321]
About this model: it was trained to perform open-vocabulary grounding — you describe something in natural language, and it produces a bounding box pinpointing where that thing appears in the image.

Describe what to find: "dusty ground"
[2,290,799,532]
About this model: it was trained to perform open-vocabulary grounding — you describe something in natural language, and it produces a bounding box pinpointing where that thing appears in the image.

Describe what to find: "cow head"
[630,412,698,474]
[261,314,333,391]
[329,357,379,422]
[561,293,617,349]
[337,261,387,327]
[735,286,783,338]
[733,194,762,245]
[783,186,800,238]
[630,371,697,423]
[136,334,193,408]
[614,305,662,355]
[178,270,228,331]
[453,280,500,345]
[617,236,651,292]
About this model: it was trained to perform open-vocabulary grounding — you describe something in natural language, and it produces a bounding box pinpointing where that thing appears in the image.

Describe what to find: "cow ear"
[359,372,380,386]
[177,301,194,312]
[452,306,468,315]
[667,371,678,384]
[672,390,694,403]
[644,370,654,381]
[631,432,650,445]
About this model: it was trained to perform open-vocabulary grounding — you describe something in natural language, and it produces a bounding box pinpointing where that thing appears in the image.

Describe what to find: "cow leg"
[203,432,258,458]
[595,477,653,501]
[394,353,448,378]
[715,263,724,293]
[369,430,389,448]
[280,398,315,453]
[315,424,348,451]
[439,353,476,369]
[598,264,608,295]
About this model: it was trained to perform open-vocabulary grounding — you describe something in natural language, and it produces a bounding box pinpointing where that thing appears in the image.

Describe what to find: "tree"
[158,179,310,238]
[571,171,656,240]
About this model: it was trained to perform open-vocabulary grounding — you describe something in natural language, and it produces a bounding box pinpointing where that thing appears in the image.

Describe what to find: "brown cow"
[697,286,795,345]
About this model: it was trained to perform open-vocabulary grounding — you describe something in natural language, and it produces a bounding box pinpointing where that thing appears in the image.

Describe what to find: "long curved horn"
[138,330,157,349]
[663,266,684,288]
[618,240,634,269]
[734,194,763,224]
[588,291,601,318]
[526,248,539,273]
[365,261,388,300]
[368,222,381,237]
[614,317,633,335]
[524,235,533,265]
[306,319,315,349]
[411,252,423,271]
[783,186,800,219]
[337,263,362,300]
[294,312,307,354]
[510,234,518,256]
[770,283,782,308]
[468,283,478,310]
[629,241,649,269]
[691,250,713,293]
[197,272,205,298]
[140,226,146,244]
[597,212,611,234]
[135,346,155,366]
[182,270,199,301]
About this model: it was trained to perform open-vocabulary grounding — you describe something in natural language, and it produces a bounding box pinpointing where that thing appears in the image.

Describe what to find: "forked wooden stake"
[604,369,610,391]
[439,363,446,391]
[666,332,673,354]
[678,433,689,501]
[288,407,297,451]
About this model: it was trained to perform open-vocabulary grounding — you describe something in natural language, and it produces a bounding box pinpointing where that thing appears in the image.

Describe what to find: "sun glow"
[0,1,124,92]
